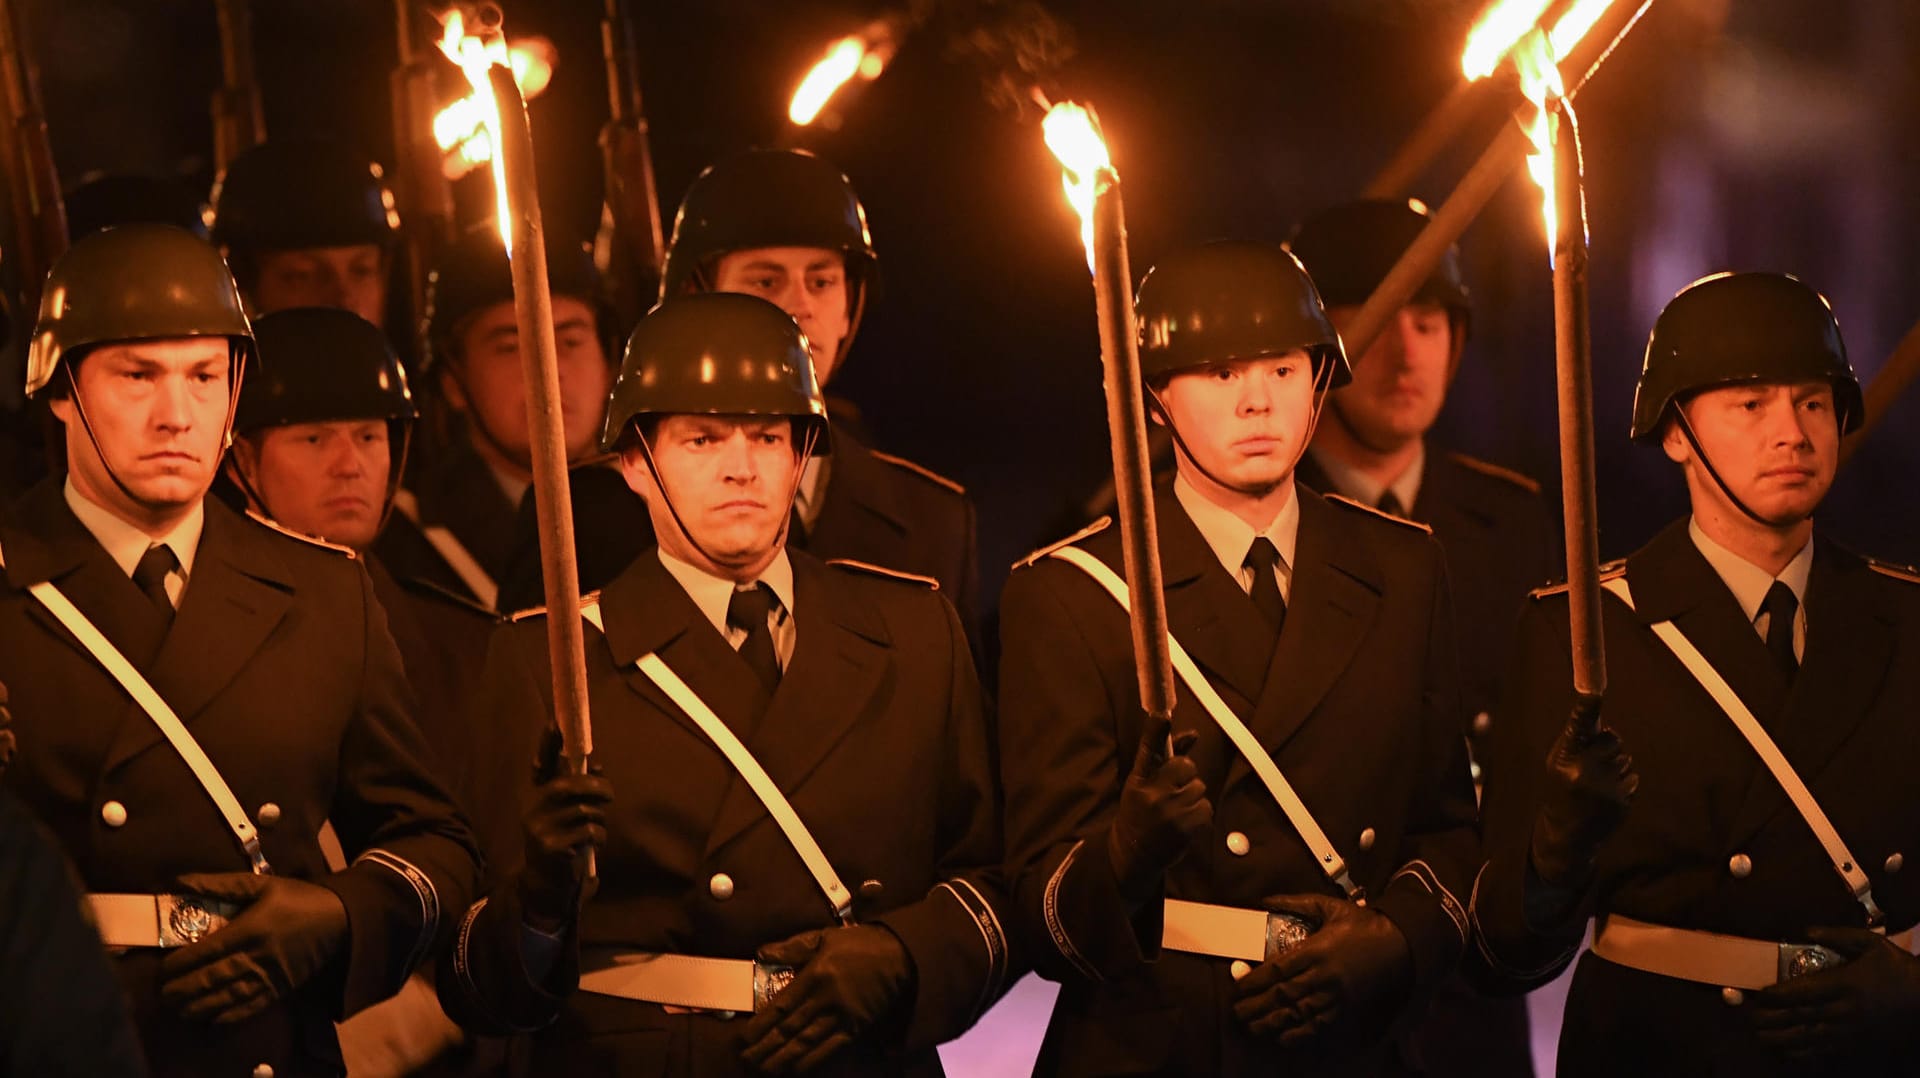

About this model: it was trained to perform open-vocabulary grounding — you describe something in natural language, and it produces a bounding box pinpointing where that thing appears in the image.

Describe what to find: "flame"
[433,30,556,185]
[1547,0,1617,58]
[1511,30,1566,252]
[1462,0,1621,80]
[788,29,894,126]
[436,8,514,251]
[1042,102,1112,272]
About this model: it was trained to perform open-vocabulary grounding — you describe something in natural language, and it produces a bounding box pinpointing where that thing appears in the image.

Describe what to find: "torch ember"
[788,24,896,127]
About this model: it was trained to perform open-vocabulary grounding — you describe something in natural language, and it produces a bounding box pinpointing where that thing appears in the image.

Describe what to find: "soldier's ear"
[1659,412,1690,464]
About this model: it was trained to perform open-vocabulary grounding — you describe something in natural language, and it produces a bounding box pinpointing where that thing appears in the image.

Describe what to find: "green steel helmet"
[207,138,401,257]
[26,223,254,397]
[236,307,414,435]
[659,148,877,303]
[1134,240,1351,387]
[422,227,613,375]
[1630,271,1864,441]
[1285,197,1470,326]
[600,293,826,452]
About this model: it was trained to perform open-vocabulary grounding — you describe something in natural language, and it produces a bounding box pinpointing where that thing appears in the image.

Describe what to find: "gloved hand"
[1529,694,1637,892]
[1108,715,1211,904]
[739,924,915,1074]
[1231,892,1412,1049]
[158,873,350,1024]
[517,770,613,933]
[1751,926,1920,1063]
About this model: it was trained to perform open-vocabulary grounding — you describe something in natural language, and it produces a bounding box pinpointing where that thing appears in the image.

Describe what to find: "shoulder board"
[396,574,501,619]
[826,559,939,589]
[870,450,967,496]
[244,510,357,558]
[1530,559,1628,600]
[1324,493,1433,534]
[1014,516,1113,570]
[1868,559,1920,586]
[1447,451,1543,495]
[507,590,603,623]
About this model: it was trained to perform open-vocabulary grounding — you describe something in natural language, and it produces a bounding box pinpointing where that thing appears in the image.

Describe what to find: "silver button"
[257,803,282,828]
[1728,853,1753,879]
[709,873,735,900]
[1471,711,1492,736]
[1721,987,1744,1007]
[1225,831,1251,857]
[1887,853,1905,875]
[1358,828,1376,852]
[100,801,127,828]
[1229,959,1252,980]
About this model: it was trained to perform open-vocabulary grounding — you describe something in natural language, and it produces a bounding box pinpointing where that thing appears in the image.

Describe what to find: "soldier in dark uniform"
[440,293,1012,1076]
[0,224,481,1078]
[207,138,402,331]
[1287,198,1553,1076]
[999,241,1479,1077]
[1473,272,1920,1075]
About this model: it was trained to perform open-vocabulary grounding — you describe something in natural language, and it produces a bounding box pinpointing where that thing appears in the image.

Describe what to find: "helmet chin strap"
[1673,407,1786,529]
[1148,358,1335,500]
[638,421,822,577]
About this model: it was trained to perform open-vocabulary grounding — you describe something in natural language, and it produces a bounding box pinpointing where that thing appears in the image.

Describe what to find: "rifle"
[0,0,65,330]
[211,0,265,173]
[595,0,663,325]
[389,0,455,367]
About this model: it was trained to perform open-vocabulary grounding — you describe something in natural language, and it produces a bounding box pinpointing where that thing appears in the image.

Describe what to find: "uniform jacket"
[1473,520,1920,1077]
[997,483,1479,1077]
[376,441,519,609]
[441,548,1013,1077]
[0,479,482,1078]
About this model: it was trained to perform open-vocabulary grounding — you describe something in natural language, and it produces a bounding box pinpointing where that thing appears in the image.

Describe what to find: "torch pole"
[1550,102,1605,698]
[489,64,595,780]
[1362,74,1504,200]
[1840,319,1920,465]
[1089,165,1178,743]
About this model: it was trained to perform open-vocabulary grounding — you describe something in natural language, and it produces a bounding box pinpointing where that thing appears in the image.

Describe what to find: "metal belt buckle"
[1778,941,1846,981]
[1264,911,1317,961]
[753,963,796,1010]
[158,895,239,947]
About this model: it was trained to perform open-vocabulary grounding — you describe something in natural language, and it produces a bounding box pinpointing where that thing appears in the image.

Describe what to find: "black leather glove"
[740,925,915,1075]
[1529,694,1637,895]
[1751,927,1920,1063]
[158,873,350,1024]
[1231,892,1413,1049]
[517,770,613,932]
[1108,715,1211,904]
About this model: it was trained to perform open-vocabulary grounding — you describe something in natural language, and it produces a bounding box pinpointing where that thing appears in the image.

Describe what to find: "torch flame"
[1042,102,1112,272]
[788,28,894,127]
[436,8,515,251]
[1511,30,1566,253]
[1461,0,1622,80]
[433,23,556,190]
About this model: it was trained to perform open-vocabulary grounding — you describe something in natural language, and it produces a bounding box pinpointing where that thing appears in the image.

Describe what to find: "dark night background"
[9,0,1918,612]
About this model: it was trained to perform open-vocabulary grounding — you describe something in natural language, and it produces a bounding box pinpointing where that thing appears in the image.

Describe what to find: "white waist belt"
[1161,898,1312,963]
[1593,913,1915,990]
[578,951,795,1014]
[89,893,242,949]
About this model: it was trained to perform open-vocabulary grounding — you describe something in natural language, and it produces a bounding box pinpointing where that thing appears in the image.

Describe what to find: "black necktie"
[1243,537,1287,635]
[1377,491,1407,518]
[1761,581,1799,680]
[727,583,783,694]
[132,544,179,626]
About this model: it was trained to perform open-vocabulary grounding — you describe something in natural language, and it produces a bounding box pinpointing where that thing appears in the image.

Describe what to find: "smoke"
[912,0,1078,117]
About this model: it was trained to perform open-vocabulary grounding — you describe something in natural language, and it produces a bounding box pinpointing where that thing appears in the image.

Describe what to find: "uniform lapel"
[1154,486,1276,708]
[3,479,170,671]
[804,428,910,552]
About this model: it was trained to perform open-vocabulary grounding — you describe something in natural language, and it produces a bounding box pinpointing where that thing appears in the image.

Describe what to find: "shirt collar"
[63,476,204,580]
[657,546,796,638]
[1305,441,1425,513]
[1173,473,1299,581]
[1688,517,1813,622]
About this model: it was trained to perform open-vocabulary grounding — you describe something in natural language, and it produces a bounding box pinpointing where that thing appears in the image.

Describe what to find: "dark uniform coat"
[0,479,482,1078]
[376,442,519,609]
[441,548,1013,1076]
[998,484,1480,1077]
[1473,520,1920,1077]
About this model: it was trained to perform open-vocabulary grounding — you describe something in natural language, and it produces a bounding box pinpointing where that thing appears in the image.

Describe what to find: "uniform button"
[1229,960,1252,980]
[1470,761,1484,784]
[1358,828,1377,852]
[709,873,735,901]
[100,801,127,828]
[1471,711,1492,736]
[1225,832,1251,857]
[1728,854,1753,879]
[1887,853,1905,875]
[253,1065,275,1078]
[256,803,281,828]
[1721,987,1744,1007]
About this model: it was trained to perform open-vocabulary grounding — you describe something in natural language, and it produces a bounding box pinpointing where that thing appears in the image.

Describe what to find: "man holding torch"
[999,241,1479,1075]
[1472,272,1920,1075]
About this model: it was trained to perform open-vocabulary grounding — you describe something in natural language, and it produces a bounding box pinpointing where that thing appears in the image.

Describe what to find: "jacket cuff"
[319,852,441,1015]
[871,877,1012,1051]
[1371,859,1469,994]
[1033,838,1162,984]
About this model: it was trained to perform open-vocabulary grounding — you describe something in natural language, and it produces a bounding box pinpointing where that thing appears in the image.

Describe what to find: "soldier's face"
[621,415,799,575]
[51,338,234,523]
[1664,380,1839,526]
[712,248,849,384]
[1156,351,1316,496]
[1325,302,1455,452]
[235,420,391,550]
[252,245,388,328]
[447,296,612,469]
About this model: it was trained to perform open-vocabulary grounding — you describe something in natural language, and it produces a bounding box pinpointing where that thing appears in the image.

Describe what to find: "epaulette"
[1324,493,1433,534]
[826,558,939,589]
[1447,451,1543,495]
[508,590,603,623]
[1868,559,1920,586]
[1530,559,1627,600]
[1013,516,1113,570]
[397,574,502,619]
[871,450,967,496]
[244,510,357,558]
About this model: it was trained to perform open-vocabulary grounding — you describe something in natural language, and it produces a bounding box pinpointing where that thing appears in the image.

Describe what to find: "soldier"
[998,241,1479,1075]
[208,137,402,329]
[0,224,480,1078]
[1472,272,1920,1075]
[1287,197,1554,1075]
[440,293,1011,1076]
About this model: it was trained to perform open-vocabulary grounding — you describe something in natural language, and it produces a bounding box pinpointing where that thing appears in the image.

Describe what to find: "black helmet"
[1134,240,1350,387]
[27,224,254,397]
[1630,272,1864,441]
[600,293,825,452]
[208,139,400,261]
[236,307,415,434]
[423,228,612,375]
[1285,198,1470,328]
[65,172,209,242]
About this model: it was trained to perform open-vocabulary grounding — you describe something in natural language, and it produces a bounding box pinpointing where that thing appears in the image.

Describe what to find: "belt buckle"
[752,963,796,1011]
[1777,941,1845,981]
[159,895,237,947]
[1264,911,1317,961]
